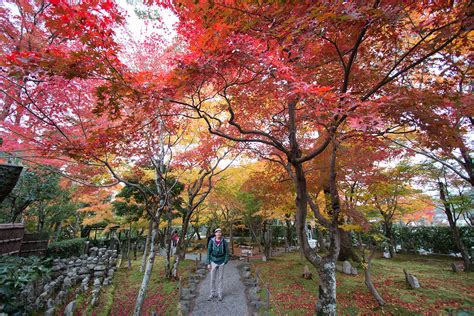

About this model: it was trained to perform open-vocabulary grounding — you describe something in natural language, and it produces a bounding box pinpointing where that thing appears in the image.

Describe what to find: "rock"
[351,267,358,275]
[78,266,90,275]
[249,291,259,301]
[46,298,55,309]
[64,300,76,316]
[342,261,352,274]
[262,255,267,262]
[89,247,98,257]
[38,291,48,300]
[55,291,66,305]
[63,276,72,288]
[243,270,251,278]
[302,265,313,279]
[251,300,263,308]
[94,271,105,277]
[196,269,206,275]
[451,263,462,272]
[45,307,55,316]
[103,279,110,286]
[243,279,257,287]
[93,278,102,287]
[178,302,189,315]
[91,296,98,306]
[94,264,107,271]
[403,269,420,289]
[43,283,53,294]
[180,288,191,299]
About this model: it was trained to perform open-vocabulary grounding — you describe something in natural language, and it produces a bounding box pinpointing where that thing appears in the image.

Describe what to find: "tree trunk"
[262,220,271,258]
[439,182,472,272]
[140,218,153,273]
[316,257,337,316]
[230,223,234,255]
[288,130,342,315]
[133,222,158,316]
[248,223,261,252]
[172,211,192,278]
[127,223,132,270]
[383,220,396,258]
[364,257,385,306]
[285,219,293,248]
[165,214,173,280]
[54,222,62,242]
[194,225,202,240]
[357,234,385,306]
[292,162,340,316]
[338,230,359,262]
[317,229,327,252]
[133,241,138,260]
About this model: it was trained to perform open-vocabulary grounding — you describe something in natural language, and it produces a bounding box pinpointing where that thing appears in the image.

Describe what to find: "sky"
[115,0,178,50]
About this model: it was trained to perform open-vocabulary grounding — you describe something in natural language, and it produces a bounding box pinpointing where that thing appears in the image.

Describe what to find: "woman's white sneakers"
[207,294,223,301]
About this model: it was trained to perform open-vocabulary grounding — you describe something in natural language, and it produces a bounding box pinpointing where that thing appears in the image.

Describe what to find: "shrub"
[393,225,473,254]
[0,256,51,314]
[46,238,86,258]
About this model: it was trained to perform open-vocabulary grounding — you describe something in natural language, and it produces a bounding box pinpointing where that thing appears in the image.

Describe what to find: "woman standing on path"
[207,228,229,301]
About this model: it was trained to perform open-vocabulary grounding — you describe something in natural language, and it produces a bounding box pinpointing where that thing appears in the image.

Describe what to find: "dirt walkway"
[191,260,250,316]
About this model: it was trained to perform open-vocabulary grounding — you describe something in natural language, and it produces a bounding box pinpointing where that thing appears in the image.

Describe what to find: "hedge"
[393,225,473,254]
[46,238,87,258]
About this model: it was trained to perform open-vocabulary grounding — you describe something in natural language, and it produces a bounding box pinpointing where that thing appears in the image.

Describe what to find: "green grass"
[252,252,474,315]
[72,255,195,316]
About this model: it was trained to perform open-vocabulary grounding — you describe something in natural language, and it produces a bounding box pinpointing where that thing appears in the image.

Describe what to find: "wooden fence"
[0,224,49,257]
[19,232,49,257]
[0,223,25,256]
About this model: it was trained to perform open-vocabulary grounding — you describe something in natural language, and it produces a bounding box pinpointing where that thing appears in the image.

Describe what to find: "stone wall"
[24,247,118,315]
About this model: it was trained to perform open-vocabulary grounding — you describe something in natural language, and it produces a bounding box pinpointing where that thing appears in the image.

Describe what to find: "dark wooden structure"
[0,164,23,203]
[0,223,25,256]
[19,232,49,257]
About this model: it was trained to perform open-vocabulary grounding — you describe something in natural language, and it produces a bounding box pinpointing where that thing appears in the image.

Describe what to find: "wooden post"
[199,252,202,262]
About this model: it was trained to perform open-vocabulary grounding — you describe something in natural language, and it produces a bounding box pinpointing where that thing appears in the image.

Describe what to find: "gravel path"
[191,260,249,316]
